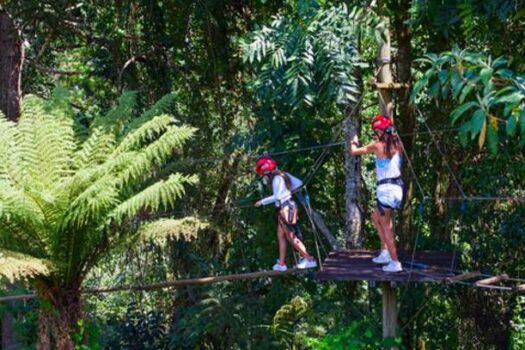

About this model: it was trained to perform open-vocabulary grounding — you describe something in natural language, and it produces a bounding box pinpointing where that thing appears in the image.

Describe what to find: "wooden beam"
[446,271,481,283]
[82,268,307,294]
[474,274,509,286]
[0,294,35,302]
[0,269,308,302]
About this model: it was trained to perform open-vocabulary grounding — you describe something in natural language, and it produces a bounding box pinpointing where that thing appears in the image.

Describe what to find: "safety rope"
[416,107,468,273]
[296,188,327,271]
[416,107,467,199]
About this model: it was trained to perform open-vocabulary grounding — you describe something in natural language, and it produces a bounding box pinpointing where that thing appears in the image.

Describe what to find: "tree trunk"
[0,9,23,348]
[391,0,415,248]
[1,312,16,350]
[1,284,20,350]
[0,8,23,121]
[36,284,83,350]
[344,99,363,248]
[209,154,241,255]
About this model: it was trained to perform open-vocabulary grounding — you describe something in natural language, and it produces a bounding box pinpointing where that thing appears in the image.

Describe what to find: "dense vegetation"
[0,0,523,349]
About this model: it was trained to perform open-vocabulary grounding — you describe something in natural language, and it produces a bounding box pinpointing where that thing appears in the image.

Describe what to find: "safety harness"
[376,176,404,216]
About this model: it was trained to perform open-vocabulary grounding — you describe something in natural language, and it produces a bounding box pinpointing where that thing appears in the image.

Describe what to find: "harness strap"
[377,176,404,187]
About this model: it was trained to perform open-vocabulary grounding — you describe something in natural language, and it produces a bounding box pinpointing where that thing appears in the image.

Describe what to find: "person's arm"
[350,135,377,156]
[255,176,285,207]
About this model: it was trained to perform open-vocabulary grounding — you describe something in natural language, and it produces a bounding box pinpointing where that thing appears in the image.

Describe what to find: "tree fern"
[0,89,197,345]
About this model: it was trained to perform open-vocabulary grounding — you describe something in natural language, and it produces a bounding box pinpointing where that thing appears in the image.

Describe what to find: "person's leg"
[284,226,314,260]
[378,209,399,261]
[372,208,388,250]
[277,221,288,265]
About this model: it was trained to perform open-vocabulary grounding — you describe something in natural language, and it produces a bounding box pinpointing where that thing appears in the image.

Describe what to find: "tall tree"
[0,7,23,121]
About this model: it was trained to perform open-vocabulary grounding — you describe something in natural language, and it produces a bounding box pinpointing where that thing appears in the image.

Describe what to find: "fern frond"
[114,114,174,154]
[114,124,196,186]
[0,249,52,282]
[74,128,116,169]
[123,92,177,136]
[0,115,20,183]
[138,216,207,243]
[63,176,119,228]
[107,174,198,226]
[0,181,47,239]
[92,91,138,133]
[17,95,76,188]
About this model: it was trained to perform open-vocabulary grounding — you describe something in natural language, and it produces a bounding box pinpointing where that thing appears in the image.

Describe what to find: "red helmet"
[255,156,277,176]
[371,114,393,131]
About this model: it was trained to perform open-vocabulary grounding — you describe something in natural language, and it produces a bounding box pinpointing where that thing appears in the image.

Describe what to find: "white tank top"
[375,153,402,181]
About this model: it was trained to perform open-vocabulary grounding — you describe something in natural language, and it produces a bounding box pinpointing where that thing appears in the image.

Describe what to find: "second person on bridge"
[254,155,317,272]
[350,114,404,272]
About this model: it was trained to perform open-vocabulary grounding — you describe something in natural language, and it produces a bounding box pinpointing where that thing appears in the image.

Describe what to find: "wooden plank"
[475,274,509,286]
[446,271,481,283]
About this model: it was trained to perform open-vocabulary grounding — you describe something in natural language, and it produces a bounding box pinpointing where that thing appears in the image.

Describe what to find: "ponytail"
[380,129,401,158]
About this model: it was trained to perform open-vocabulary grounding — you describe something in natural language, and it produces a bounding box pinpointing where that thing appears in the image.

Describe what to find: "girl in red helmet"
[350,114,404,272]
[254,156,317,271]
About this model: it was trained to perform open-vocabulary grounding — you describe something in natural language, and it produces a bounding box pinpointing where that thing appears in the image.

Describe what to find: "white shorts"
[376,184,403,210]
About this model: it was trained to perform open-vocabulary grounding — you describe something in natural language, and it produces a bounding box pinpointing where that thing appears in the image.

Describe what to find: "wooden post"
[382,282,398,349]
[375,1,397,346]
[376,17,394,118]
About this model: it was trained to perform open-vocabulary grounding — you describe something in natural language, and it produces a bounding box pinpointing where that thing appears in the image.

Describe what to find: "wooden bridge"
[315,249,455,283]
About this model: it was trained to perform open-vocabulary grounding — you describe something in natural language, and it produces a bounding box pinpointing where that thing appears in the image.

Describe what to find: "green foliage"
[511,296,525,349]
[305,320,402,350]
[3,0,525,349]
[73,319,101,350]
[0,88,196,344]
[412,48,525,152]
[240,2,380,111]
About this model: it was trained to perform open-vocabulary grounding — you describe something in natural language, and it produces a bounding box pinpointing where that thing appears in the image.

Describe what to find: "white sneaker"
[382,260,403,272]
[272,260,288,272]
[296,257,317,269]
[372,250,392,264]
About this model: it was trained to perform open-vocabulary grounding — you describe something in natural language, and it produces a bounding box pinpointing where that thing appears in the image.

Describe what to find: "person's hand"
[254,200,262,207]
